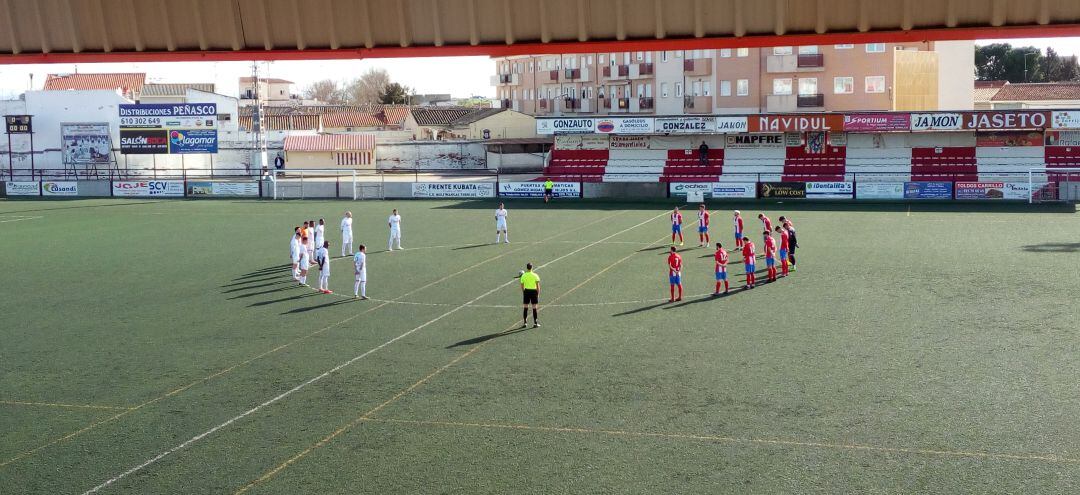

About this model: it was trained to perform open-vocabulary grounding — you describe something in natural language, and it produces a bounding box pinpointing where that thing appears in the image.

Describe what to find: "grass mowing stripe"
[232,212,685,494]
[77,210,640,494]
[3,211,625,470]
[359,418,1080,466]
[0,400,133,411]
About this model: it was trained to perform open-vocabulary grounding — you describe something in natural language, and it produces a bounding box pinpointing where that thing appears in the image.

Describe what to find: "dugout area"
[1,198,1079,494]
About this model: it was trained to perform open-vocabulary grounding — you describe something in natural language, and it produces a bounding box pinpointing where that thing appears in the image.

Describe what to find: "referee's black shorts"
[522,289,539,305]
[544,188,553,196]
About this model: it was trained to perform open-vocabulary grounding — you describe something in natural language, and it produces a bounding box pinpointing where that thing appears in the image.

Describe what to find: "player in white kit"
[290,230,302,281]
[296,237,311,286]
[316,241,332,294]
[495,203,509,244]
[306,220,316,260]
[353,244,368,299]
[340,211,353,256]
[387,209,403,251]
[314,219,326,253]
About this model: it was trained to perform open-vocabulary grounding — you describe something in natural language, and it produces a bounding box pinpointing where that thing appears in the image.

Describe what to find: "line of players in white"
[288,205,513,299]
[289,208,406,299]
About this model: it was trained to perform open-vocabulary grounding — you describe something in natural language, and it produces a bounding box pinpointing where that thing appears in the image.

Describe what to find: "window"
[720,80,732,97]
[675,82,684,97]
[737,79,749,96]
[585,86,594,98]
[645,83,653,98]
[833,76,854,94]
[528,61,534,72]
[702,81,711,97]
[736,48,749,57]
[636,51,644,61]
[599,54,606,65]
[586,55,593,65]
[623,52,631,64]
[512,89,517,99]
[675,50,684,58]
[865,75,886,93]
[692,80,702,97]
[661,51,669,62]
[798,45,818,54]
[661,82,669,98]
[798,78,818,95]
[645,52,653,63]
[773,78,793,95]
[546,60,554,69]
[834,44,854,49]
[773,46,793,55]
[866,43,886,53]
[719,48,732,58]
[691,49,703,59]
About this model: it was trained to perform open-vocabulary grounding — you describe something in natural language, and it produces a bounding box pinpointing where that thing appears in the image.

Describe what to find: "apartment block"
[492,41,974,116]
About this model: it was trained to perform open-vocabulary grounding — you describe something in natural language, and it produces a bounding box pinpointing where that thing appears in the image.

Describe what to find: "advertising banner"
[1044,131,1080,146]
[963,111,1048,130]
[758,182,807,198]
[119,129,168,154]
[725,133,785,148]
[5,181,39,196]
[608,135,649,149]
[749,114,844,132]
[112,180,184,197]
[498,182,581,198]
[168,129,218,154]
[715,117,749,134]
[118,103,217,129]
[554,135,608,149]
[1051,111,1080,129]
[911,113,963,131]
[595,117,654,134]
[806,181,854,199]
[411,182,495,198]
[855,182,904,199]
[536,118,597,135]
[955,182,1007,199]
[188,181,259,197]
[669,182,757,199]
[41,181,78,196]
[61,123,112,164]
[843,113,911,132]
[904,182,953,199]
[976,131,1043,147]
[656,117,716,134]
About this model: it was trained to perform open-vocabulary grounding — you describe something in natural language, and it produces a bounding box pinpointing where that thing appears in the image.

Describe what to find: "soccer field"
[1,197,1079,494]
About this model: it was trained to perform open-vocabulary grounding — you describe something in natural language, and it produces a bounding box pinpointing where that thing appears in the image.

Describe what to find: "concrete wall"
[935,41,976,111]
[376,142,487,170]
[464,111,537,139]
[487,151,545,171]
[583,181,667,199]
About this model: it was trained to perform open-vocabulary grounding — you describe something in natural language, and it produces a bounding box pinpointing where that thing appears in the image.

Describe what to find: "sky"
[1,37,1079,100]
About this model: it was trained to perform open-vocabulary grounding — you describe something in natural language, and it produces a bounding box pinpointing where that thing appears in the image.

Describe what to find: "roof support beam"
[192,0,207,50]
[467,0,478,46]
[576,0,588,42]
[126,0,143,51]
[359,0,374,49]
[616,0,626,40]
[901,0,913,31]
[857,0,869,32]
[291,0,305,50]
[159,0,175,51]
[0,0,18,55]
[539,0,550,43]
[64,0,82,52]
[1038,0,1050,25]
[694,0,704,38]
[654,0,665,39]
[256,0,273,50]
[991,0,1007,27]
[32,0,48,53]
[94,0,111,52]
[398,0,411,47]
[503,0,514,45]
[815,0,827,34]
[326,0,339,49]
[773,0,785,36]
[946,0,957,28]
[430,0,443,46]
[733,0,745,37]
[226,0,243,50]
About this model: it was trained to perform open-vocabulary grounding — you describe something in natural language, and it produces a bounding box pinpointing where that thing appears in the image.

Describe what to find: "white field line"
[0,215,43,223]
[81,209,669,494]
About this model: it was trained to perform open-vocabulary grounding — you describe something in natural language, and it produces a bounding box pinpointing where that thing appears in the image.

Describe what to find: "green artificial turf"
[0,198,1078,494]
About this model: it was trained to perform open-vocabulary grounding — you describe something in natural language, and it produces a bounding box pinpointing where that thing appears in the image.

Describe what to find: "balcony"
[560,98,580,112]
[489,73,520,86]
[500,98,511,109]
[538,70,560,84]
[683,58,712,76]
[602,65,630,80]
[629,63,654,78]
[683,95,712,113]
[637,97,654,111]
[536,99,553,114]
[767,54,825,72]
[797,54,824,68]
[797,93,825,108]
[564,68,580,80]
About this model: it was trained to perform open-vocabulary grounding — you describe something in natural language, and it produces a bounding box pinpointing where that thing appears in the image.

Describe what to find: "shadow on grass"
[612,301,670,317]
[221,275,286,287]
[233,265,293,279]
[452,244,493,251]
[447,326,531,348]
[248,292,319,307]
[281,297,359,314]
[1022,242,1080,253]
[228,284,300,299]
[221,279,295,293]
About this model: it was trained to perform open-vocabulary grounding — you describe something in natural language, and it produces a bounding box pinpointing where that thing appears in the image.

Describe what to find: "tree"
[378,82,412,104]
[344,68,391,105]
[302,79,346,104]
[975,43,1080,83]
[1042,47,1080,82]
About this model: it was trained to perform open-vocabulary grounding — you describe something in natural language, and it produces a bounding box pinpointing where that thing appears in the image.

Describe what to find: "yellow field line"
[361,417,1080,466]
[2,211,624,470]
[0,400,134,411]
[234,213,684,494]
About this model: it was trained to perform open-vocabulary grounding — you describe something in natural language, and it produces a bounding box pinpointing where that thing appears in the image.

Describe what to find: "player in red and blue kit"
[741,238,756,289]
[758,213,772,233]
[697,205,711,247]
[780,216,797,271]
[762,230,777,282]
[774,225,790,277]
[713,242,729,295]
[733,210,744,248]
[667,246,683,302]
[670,207,684,246]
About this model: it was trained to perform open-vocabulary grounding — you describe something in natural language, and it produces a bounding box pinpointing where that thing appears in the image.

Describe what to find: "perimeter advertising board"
[41,181,78,196]
[536,118,597,135]
[855,182,904,199]
[498,182,581,198]
[119,104,218,155]
[411,182,495,198]
[595,117,654,134]
[805,182,854,199]
[187,181,260,197]
[758,182,806,198]
[5,181,39,196]
[61,123,112,164]
[112,180,184,197]
[904,182,953,199]
[955,182,1031,200]
[669,182,756,199]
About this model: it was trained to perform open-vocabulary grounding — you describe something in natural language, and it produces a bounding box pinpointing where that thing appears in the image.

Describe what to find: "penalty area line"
[80,210,652,494]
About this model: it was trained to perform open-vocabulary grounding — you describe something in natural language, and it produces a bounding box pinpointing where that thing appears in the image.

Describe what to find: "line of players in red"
[666,205,799,302]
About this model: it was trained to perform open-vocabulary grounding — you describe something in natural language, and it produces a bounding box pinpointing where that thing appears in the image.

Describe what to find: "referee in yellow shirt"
[520,263,541,328]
